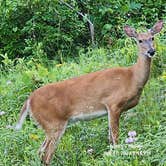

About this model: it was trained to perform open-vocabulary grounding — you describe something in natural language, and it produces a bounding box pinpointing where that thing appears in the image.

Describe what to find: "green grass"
[0,36,166,166]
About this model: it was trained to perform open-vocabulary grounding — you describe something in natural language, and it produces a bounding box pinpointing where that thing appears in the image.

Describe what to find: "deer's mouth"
[147,54,154,58]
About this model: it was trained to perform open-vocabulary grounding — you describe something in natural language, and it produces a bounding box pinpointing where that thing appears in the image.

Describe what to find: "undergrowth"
[0,35,165,166]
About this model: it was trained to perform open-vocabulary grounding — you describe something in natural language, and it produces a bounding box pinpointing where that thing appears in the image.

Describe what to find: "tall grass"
[0,35,165,165]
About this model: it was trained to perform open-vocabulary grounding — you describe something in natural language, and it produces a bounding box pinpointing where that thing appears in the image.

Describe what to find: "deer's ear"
[124,26,138,38]
[150,20,164,35]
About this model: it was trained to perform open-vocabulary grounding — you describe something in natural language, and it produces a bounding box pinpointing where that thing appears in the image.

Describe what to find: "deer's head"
[124,20,164,58]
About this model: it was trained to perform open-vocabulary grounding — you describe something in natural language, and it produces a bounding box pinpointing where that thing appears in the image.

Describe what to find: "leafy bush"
[0,0,87,61]
[0,0,166,61]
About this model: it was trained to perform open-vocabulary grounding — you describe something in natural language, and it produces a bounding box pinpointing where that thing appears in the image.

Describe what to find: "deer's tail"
[15,99,30,130]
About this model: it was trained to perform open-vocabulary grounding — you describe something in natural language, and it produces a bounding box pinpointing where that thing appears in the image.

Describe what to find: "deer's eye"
[139,40,143,43]
[152,37,154,41]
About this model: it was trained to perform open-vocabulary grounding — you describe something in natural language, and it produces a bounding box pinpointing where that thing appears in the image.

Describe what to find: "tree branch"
[59,0,95,46]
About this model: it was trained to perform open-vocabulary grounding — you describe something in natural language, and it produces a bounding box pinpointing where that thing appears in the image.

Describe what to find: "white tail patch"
[15,99,30,130]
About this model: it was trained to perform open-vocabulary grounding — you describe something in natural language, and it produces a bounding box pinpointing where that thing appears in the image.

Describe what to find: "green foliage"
[0,38,165,165]
[77,0,166,44]
[0,0,87,61]
[0,0,166,61]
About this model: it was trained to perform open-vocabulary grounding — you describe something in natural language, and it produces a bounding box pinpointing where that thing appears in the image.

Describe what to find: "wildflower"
[30,134,39,141]
[161,75,166,79]
[128,131,136,137]
[160,72,166,80]
[87,148,93,155]
[0,111,6,116]
[56,64,63,67]
[6,80,12,85]
[125,130,137,144]
[125,137,136,144]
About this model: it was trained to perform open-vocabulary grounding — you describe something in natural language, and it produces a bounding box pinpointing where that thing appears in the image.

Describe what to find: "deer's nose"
[147,49,155,56]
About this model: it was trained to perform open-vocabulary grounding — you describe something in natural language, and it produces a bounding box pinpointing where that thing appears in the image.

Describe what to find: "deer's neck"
[133,54,152,88]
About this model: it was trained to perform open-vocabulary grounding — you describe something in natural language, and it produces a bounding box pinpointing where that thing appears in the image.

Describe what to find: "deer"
[15,20,163,165]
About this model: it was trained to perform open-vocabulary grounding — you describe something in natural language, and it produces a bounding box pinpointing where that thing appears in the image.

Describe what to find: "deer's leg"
[105,104,121,146]
[39,121,68,165]
[38,138,47,156]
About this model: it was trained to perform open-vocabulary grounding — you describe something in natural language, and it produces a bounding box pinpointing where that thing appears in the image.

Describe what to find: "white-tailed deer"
[15,20,163,165]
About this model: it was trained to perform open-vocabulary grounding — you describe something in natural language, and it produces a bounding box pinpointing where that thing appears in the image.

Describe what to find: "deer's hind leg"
[38,120,68,165]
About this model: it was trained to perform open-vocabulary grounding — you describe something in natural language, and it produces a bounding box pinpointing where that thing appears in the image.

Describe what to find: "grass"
[0,36,166,166]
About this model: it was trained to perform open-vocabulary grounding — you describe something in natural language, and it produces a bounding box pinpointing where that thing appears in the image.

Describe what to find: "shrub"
[0,0,165,61]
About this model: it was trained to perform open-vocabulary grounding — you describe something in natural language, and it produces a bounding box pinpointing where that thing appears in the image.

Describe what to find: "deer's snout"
[147,49,155,56]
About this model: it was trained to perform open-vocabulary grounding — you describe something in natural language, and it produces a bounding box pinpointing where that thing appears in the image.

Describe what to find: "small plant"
[125,131,137,144]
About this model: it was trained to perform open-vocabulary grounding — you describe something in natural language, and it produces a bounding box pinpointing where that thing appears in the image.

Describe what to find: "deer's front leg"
[105,104,121,146]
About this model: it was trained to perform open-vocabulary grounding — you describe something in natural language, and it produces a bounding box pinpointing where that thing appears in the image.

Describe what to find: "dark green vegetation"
[0,0,166,61]
[0,0,166,166]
